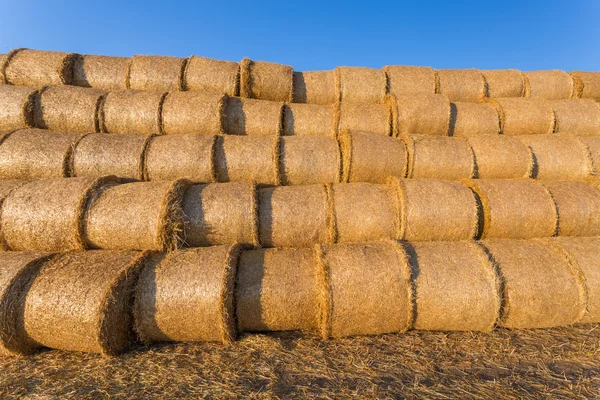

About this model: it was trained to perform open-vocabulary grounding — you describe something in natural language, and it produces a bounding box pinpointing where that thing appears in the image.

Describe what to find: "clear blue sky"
[0,1,598,71]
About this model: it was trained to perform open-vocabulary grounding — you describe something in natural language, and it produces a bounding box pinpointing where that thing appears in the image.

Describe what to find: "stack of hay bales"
[0,48,599,357]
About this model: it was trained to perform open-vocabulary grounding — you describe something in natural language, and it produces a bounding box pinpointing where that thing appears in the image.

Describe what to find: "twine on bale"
[467,135,533,179]
[335,66,387,103]
[490,98,555,136]
[72,54,131,90]
[240,58,293,102]
[404,135,475,180]
[3,49,76,87]
[578,137,600,175]
[183,56,239,96]
[128,55,187,92]
[0,85,37,133]
[335,101,392,137]
[100,90,166,135]
[449,102,500,137]
[524,70,575,100]
[222,97,283,136]
[279,136,341,185]
[570,72,600,101]
[383,66,437,96]
[550,99,600,136]
[161,91,225,135]
[292,70,337,104]
[394,94,450,137]
[437,69,486,102]
[282,103,336,137]
[481,69,525,98]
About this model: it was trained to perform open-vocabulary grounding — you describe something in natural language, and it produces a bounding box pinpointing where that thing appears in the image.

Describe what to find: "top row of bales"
[1,49,599,103]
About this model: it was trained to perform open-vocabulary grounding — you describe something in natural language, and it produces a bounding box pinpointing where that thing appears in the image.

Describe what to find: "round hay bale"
[84,180,189,251]
[128,55,186,92]
[383,66,436,96]
[406,135,474,180]
[316,241,412,338]
[24,250,147,355]
[222,97,283,136]
[145,134,215,182]
[336,66,387,103]
[395,93,450,137]
[259,184,334,248]
[100,90,164,135]
[135,245,240,344]
[449,102,500,137]
[237,247,320,332]
[4,49,75,86]
[409,241,500,331]
[467,135,532,179]
[282,103,335,137]
[72,55,130,90]
[482,239,585,329]
[332,183,399,243]
[482,69,525,98]
[214,135,279,186]
[72,133,150,180]
[519,134,592,179]
[279,136,340,185]
[492,98,555,135]
[524,70,574,100]
[339,130,407,183]
[437,69,485,102]
[0,85,37,133]
[240,58,293,102]
[578,136,600,175]
[466,179,557,239]
[33,86,105,133]
[162,91,224,135]
[292,70,337,104]
[184,56,239,96]
[570,71,600,101]
[550,99,600,136]
[182,182,258,247]
[396,178,479,241]
[337,101,391,137]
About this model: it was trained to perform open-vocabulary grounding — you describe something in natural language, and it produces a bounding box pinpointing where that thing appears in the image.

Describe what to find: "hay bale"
[84,180,189,251]
[24,250,146,355]
[1,177,113,251]
[395,94,450,137]
[258,185,333,247]
[492,98,555,135]
[0,53,7,82]
[450,102,500,137]
[240,58,293,102]
[524,70,574,100]
[332,183,399,242]
[292,71,337,104]
[72,55,130,90]
[396,178,479,241]
[467,135,532,179]
[33,86,105,133]
[578,136,600,175]
[184,56,239,96]
[0,181,27,250]
[383,66,436,96]
[570,72,600,101]
[482,239,585,329]
[437,69,485,102]
[162,91,225,135]
[519,134,592,179]
[222,97,283,136]
[317,242,412,338]
[337,101,391,136]
[409,241,499,331]
[0,85,37,133]
[280,136,340,185]
[282,103,335,137]
[182,182,258,247]
[482,69,525,98]
[406,135,474,179]
[135,245,240,344]
[467,179,557,239]
[550,99,600,136]
[336,66,387,103]
[72,133,150,180]
[541,181,600,237]
[214,135,279,186]
[145,134,215,182]
[100,90,164,135]
[4,49,75,86]
[128,55,186,92]
[339,130,407,183]
[237,247,319,332]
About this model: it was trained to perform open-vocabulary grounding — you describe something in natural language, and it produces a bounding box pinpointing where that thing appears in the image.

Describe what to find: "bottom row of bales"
[0,237,598,357]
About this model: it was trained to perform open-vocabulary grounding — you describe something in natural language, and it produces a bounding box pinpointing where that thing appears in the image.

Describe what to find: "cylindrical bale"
[0,129,82,180]
[337,101,391,136]
[4,49,75,86]
[279,136,340,185]
[33,86,105,133]
[467,135,532,179]
[339,130,407,183]
[332,183,399,243]
[579,136,600,175]
[450,102,500,137]
[467,179,557,239]
[214,135,279,185]
[162,91,224,135]
[336,66,387,103]
[128,55,186,92]
[240,58,293,102]
[222,97,283,136]
[383,66,437,96]
[493,98,555,135]
[406,135,474,180]
[317,242,412,338]
[72,55,130,90]
[135,245,240,344]
[571,72,600,101]
[482,69,525,98]
[437,69,486,102]
[1,177,112,252]
[292,70,337,105]
[410,241,500,331]
[396,178,479,241]
[519,134,592,179]
[84,180,189,251]
[237,247,319,332]
[24,250,146,355]
[550,99,600,136]
[184,56,239,96]
[395,94,450,136]
[182,182,258,247]
[524,70,574,100]
[72,133,150,180]
[482,239,585,329]
[0,85,37,133]
[0,252,51,356]
[100,90,164,135]
[145,134,215,182]
[258,185,334,248]
[282,103,335,137]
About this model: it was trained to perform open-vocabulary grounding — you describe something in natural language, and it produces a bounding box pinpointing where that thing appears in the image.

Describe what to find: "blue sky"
[0,1,598,71]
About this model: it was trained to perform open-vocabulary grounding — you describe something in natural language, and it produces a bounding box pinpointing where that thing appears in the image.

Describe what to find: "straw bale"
[279,136,340,185]
[184,56,239,96]
[214,135,279,185]
[0,180,27,251]
[450,102,500,137]
[240,58,293,102]
[161,91,224,135]
[492,98,555,135]
[570,71,600,101]
[292,70,337,104]
[578,136,600,175]
[337,101,391,136]
[336,66,387,103]
[482,69,525,98]
[4,49,75,86]
[519,134,592,179]
[383,66,436,96]
[550,99,600,136]
[524,70,574,100]
[0,53,7,82]
[0,85,37,133]
[222,97,282,136]
[395,94,450,136]
[129,55,186,92]
[437,69,485,102]
[100,90,164,135]
[282,103,335,137]
[406,135,474,179]
[72,55,130,90]
[467,135,532,179]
